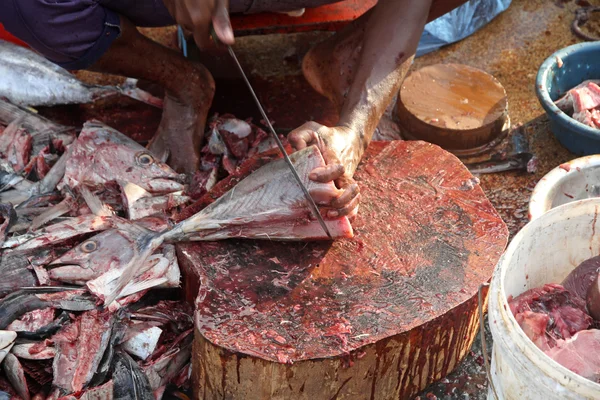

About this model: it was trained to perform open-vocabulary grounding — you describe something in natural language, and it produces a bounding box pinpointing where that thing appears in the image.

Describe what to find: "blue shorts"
[0,0,341,70]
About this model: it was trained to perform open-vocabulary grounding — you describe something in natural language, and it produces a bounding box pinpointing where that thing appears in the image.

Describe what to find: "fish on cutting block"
[80,145,352,305]
[0,40,162,108]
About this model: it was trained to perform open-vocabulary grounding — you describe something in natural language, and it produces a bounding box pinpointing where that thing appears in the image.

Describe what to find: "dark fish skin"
[0,291,47,330]
[0,290,96,329]
[112,351,154,400]
[0,250,38,298]
[89,313,126,388]
[16,311,70,340]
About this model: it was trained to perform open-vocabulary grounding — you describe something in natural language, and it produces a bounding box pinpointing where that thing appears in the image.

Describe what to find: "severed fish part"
[122,326,162,361]
[15,311,70,341]
[121,181,190,220]
[48,230,180,290]
[0,250,38,298]
[112,351,154,400]
[555,79,600,111]
[0,289,95,329]
[11,343,55,360]
[142,331,193,394]
[0,170,25,192]
[4,215,118,250]
[0,330,17,364]
[0,40,162,109]
[7,307,55,333]
[0,98,75,155]
[52,309,116,393]
[79,380,114,400]
[79,186,114,217]
[0,147,71,206]
[60,121,185,194]
[0,117,32,173]
[2,353,29,400]
[0,203,16,246]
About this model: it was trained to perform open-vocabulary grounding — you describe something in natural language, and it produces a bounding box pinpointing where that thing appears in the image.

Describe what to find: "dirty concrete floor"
[63,0,598,399]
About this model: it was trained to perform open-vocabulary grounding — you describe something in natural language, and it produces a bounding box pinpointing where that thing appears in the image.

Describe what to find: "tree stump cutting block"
[176,140,508,400]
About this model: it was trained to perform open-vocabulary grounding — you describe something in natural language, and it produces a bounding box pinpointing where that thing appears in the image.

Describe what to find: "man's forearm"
[338,0,469,175]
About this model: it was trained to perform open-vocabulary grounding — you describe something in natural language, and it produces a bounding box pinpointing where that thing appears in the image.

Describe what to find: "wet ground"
[65,0,600,398]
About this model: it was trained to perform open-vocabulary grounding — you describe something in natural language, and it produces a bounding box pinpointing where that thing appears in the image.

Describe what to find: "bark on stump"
[176,141,508,400]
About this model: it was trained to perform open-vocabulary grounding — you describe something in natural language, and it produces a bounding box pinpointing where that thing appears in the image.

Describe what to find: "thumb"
[212,0,234,45]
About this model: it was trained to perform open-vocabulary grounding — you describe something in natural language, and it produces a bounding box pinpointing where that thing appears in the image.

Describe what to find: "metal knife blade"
[224,45,333,240]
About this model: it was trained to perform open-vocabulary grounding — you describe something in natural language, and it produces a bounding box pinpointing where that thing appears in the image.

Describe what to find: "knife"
[209,28,333,240]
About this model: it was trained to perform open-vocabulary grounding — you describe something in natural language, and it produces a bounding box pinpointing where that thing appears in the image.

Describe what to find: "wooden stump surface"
[177,140,508,399]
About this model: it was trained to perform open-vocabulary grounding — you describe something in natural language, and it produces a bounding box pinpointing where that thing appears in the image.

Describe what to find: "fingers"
[309,164,344,183]
[327,193,360,219]
[191,5,212,50]
[331,181,359,209]
[309,186,342,206]
[288,129,317,151]
[288,121,325,150]
[212,0,234,45]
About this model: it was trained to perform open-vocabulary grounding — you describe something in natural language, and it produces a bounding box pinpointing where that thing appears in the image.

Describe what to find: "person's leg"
[302,0,467,112]
[1,0,214,174]
[90,17,214,173]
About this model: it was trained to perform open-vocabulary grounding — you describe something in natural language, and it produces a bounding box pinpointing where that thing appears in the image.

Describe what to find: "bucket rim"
[491,197,600,393]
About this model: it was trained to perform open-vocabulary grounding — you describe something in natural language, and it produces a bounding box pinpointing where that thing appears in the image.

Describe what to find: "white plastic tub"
[488,198,600,399]
[529,155,600,221]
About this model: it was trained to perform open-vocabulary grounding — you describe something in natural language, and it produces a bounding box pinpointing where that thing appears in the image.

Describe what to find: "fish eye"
[136,152,154,166]
[81,240,97,253]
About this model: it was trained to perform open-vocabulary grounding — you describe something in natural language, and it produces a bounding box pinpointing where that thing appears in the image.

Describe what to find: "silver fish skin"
[0,330,16,364]
[0,40,162,109]
[1,353,30,400]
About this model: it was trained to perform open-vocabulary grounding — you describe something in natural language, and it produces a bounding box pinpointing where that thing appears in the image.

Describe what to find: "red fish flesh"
[508,283,592,350]
[555,81,600,129]
[545,329,600,383]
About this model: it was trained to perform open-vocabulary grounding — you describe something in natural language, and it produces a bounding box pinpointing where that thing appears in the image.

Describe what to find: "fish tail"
[95,222,167,306]
[117,78,164,109]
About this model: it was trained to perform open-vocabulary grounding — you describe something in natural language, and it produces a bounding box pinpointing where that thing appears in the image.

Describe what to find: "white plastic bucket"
[488,198,600,399]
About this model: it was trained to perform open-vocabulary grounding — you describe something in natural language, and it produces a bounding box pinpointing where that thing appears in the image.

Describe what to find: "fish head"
[65,122,185,193]
[48,229,136,284]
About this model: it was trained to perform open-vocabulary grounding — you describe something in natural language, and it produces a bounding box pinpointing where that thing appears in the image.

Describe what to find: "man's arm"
[290,0,469,218]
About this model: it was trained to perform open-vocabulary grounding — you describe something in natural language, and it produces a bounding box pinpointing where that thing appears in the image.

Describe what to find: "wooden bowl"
[397,63,509,157]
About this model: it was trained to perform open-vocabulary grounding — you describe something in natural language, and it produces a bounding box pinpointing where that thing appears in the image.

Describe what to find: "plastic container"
[529,155,600,221]
[535,42,600,155]
[488,198,600,399]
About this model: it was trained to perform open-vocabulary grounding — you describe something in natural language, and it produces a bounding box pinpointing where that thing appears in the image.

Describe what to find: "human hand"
[288,122,361,219]
[163,0,234,49]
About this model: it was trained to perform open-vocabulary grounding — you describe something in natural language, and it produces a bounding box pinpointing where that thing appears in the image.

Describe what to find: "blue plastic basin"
[536,42,600,155]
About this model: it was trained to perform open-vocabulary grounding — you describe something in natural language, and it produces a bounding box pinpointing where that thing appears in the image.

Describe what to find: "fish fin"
[38,148,69,194]
[79,186,114,217]
[30,196,74,230]
[118,78,164,109]
[0,188,32,206]
[120,181,151,205]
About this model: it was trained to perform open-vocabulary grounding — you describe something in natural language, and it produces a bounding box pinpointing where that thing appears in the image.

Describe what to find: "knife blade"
[209,30,333,240]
